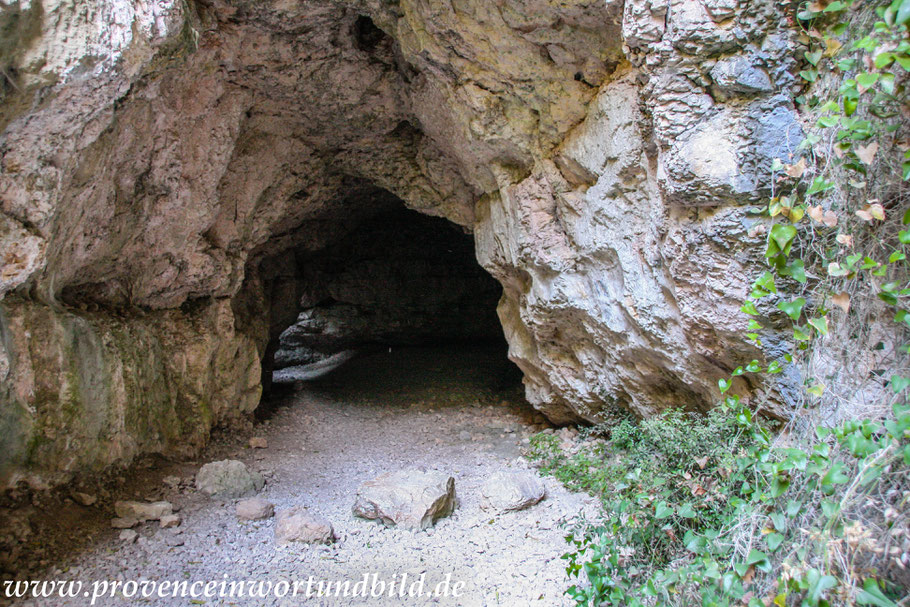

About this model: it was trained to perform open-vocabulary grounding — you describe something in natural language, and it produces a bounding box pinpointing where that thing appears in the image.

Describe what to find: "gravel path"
[12,347,596,607]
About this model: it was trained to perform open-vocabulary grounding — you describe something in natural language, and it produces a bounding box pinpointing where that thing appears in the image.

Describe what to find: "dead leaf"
[824,38,843,57]
[855,142,879,165]
[808,205,837,227]
[785,157,807,178]
[695,456,708,470]
[831,292,850,313]
[836,233,853,247]
[857,202,885,221]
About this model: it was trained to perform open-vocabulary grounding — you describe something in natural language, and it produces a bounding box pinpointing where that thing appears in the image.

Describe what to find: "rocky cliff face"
[0,0,805,487]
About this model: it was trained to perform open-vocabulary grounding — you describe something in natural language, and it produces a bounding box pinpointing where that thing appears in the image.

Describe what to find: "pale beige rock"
[353,469,455,530]
[274,507,334,545]
[110,517,138,529]
[159,514,181,528]
[248,437,268,449]
[236,498,275,521]
[114,501,174,522]
[119,529,138,543]
[480,471,546,512]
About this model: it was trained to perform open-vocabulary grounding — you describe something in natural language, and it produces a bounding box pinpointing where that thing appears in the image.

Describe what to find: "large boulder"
[352,469,456,530]
[195,460,264,498]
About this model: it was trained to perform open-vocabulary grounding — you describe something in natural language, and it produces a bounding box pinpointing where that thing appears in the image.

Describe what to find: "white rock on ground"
[236,498,275,521]
[195,460,264,498]
[113,500,174,522]
[274,507,334,545]
[353,468,456,530]
[480,471,546,512]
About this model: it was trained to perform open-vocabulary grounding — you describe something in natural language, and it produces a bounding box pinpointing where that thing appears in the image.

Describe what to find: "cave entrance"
[257,192,520,412]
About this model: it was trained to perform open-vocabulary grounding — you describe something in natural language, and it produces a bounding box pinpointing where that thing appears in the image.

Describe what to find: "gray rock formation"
[0,0,809,487]
[195,460,264,498]
[353,469,456,530]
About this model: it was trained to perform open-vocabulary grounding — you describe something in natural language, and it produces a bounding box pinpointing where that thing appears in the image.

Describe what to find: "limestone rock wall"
[0,0,805,486]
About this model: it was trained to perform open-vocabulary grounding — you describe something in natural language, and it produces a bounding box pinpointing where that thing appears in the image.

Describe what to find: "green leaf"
[678,503,696,519]
[785,259,807,284]
[794,326,811,341]
[900,230,910,244]
[806,569,838,605]
[766,532,786,552]
[655,502,673,519]
[898,0,910,24]
[719,378,731,394]
[856,578,899,607]
[805,50,823,65]
[746,549,771,573]
[767,224,797,258]
[808,316,829,335]
[807,176,835,195]
[857,72,880,89]
[741,301,759,316]
[767,361,783,374]
[891,375,910,393]
[777,297,806,321]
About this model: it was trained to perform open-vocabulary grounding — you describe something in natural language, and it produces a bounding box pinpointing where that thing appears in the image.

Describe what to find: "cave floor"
[13,346,597,606]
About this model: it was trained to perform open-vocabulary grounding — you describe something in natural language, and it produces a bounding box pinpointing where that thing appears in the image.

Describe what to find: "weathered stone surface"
[353,469,456,530]
[274,507,334,545]
[0,0,811,486]
[480,471,546,512]
[236,498,275,521]
[195,460,264,498]
[114,500,174,522]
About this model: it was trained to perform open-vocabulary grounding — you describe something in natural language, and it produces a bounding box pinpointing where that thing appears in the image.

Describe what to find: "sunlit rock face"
[0,0,802,486]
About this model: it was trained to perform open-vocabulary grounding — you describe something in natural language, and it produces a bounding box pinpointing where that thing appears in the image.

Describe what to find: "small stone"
[457,431,471,441]
[480,471,546,512]
[236,498,275,521]
[162,476,182,489]
[195,460,265,498]
[71,492,97,506]
[114,500,174,522]
[249,437,268,449]
[110,517,138,529]
[159,514,181,528]
[119,530,138,543]
[274,507,334,544]
[352,469,455,530]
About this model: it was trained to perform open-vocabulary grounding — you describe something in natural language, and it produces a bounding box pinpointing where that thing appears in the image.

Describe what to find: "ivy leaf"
[856,71,880,92]
[807,205,838,227]
[777,297,806,321]
[767,361,783,374]
[766,532,786,552]
[741,301,759,316]
[804,50,823,65]
[767,224,797,258]
[808,316,829,335]
[891,375,910,393]
[856,578,899,606]
[806,176,835,195]
[678,503,697,519]
[655,502,673,519]
[718,378,731,394]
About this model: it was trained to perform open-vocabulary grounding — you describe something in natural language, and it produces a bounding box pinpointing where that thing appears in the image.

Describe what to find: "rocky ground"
[4,347,596,606]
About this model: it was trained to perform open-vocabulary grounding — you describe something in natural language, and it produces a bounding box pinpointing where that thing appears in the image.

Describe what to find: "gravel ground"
[9,347,596,607]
